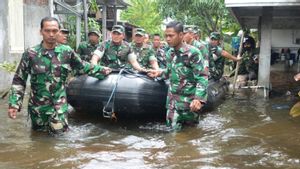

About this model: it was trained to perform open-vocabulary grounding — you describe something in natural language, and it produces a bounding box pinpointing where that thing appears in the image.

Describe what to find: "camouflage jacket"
[239,49,259,75]
[76,41,101,62]
[207,44,224,81]
[154,46,166,69]
[163,44,208,111]
[9,43,107,115]
[131,43,157,69]
[94,40,136,69]
[191,40,209,61]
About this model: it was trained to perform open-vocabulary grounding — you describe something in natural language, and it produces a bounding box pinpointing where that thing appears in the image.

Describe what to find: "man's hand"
[147,69,161,78]
[189,99,203,112]
[8,107,18,119]
[139,68,148,73]
[294,73,300,81]
[102,67,112,75]
[235,54,242,62]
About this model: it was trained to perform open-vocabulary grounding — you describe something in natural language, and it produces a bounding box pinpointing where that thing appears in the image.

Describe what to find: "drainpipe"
[83,0,88,41]
[102,4,107,41]
[49,0,54,17]
[76,0,81,49]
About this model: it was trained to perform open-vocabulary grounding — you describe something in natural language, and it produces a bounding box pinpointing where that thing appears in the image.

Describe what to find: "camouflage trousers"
[29,109,69,133]
[166,108,199,131]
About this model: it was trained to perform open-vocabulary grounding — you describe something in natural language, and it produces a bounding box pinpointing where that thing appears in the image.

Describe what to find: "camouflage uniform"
[93,40,136,69]
[8,43,107,132]
[77,41,101,62]
[131,42,157,69]
[154,46,166,69]
[191,40,209,70]
[239,48,259,79]
[208,44,224,81]
[162,44,208,130]
[207,32,225,81]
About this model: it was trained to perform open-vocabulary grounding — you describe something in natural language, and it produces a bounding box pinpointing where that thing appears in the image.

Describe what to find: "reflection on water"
[1,89,300,169]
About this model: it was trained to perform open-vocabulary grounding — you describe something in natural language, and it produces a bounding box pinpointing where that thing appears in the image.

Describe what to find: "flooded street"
[1,69,300,169]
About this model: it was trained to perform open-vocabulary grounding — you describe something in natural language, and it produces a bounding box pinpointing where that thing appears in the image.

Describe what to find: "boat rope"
[102,68,125,120]
[102,68,162,119]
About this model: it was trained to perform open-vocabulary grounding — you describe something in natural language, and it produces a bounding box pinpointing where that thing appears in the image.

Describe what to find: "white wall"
[0,0,50,92]
[271,29,300,54]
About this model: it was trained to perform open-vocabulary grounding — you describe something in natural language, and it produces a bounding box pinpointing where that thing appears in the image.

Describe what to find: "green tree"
[121,0,163,35]
[157,0,240,37]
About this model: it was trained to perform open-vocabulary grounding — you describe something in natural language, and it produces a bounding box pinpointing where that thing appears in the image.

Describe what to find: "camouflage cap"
[60,28,69,34]
[210,32,221,40]
[88,28,101,37]
[193,26,200,34]
[135,28,145,36]
[112,25,125,34]
[183,25,195,33]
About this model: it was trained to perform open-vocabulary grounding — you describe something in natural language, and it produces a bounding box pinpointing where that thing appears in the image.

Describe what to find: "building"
[0,0,50,91]
[225,0,300,97]
[0,0,131,92]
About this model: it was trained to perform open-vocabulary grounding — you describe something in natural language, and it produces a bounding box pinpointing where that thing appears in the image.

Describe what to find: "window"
[8,0,24,53]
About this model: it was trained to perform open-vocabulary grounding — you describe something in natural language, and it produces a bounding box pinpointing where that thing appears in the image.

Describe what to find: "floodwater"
[1,69,300,169]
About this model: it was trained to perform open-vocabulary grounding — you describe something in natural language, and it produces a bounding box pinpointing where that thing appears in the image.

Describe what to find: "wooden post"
[113,5,117,25]
[232,31,244,95]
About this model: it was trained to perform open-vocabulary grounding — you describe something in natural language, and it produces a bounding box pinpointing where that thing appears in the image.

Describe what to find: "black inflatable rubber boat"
[66,70,228,119]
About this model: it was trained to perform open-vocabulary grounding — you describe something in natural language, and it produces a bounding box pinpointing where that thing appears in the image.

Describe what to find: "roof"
[226,0,300,7]
[225,0,300,29]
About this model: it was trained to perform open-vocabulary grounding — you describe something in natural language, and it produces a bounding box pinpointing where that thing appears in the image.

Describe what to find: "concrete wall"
[271,29,300,54]
[0,0,14,91]
[24,0,50,49]
[0,0,50,92]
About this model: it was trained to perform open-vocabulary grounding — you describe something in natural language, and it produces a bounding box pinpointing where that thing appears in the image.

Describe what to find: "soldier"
[90,25,147,72]
[7,17,111,134]
[56,28,69,45]
[183,25,209,66]
[131,28,159,70]
[193,26,201,41]
[148,21,208,130]
[77,28,101,62]
[144,33,151,45]
[208,32,241,81]
[237,35,259,86]
[152,33,167,69]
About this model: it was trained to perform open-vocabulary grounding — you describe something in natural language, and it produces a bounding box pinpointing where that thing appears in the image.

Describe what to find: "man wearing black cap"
[90,25,147,72]
[77,28,101,62]
[56,28,69,45]
[131,28,159,70]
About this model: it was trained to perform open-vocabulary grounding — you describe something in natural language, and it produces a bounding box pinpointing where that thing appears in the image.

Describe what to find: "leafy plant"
[0,61,17,73]
[89,0,99,13]
[121,0,163,35]
[63,15,101,49]
[157,0,240,38]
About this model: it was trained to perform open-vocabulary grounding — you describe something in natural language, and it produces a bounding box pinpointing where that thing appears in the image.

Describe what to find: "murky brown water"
[1,69,300,169]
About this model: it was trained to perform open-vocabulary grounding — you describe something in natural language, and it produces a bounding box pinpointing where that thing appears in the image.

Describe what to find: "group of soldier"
[8,16,256,134]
